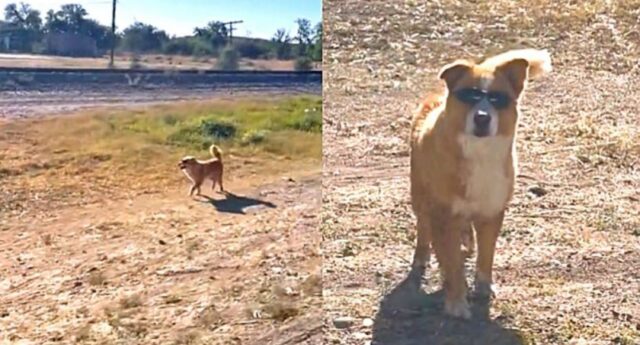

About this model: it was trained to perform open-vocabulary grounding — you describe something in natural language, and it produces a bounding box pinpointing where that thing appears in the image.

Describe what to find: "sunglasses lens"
[488,92,511,109]
[454,88,512,109]
[454,88,484,105]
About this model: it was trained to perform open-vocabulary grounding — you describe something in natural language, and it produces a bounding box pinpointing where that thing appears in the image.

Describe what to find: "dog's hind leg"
[219,170,224,193]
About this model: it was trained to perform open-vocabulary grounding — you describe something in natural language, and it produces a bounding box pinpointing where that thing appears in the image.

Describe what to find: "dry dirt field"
[0,98,322,344]
[323,1,639,344]
[0,53,317,71]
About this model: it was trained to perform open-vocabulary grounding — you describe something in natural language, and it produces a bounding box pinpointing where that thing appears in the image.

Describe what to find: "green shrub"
[235,41,269,59]
[286,111,321,132]
[294,56,313,71]
[167,126,201,146]
[217,46,240,70]
[200,119,236,139]
[192,40,215,57]
[130,54,143,69]
[241,130,269,145]
[166,119,236,149]
[162,114,178,125]
[162,37,201,55]
[134,96,321,157]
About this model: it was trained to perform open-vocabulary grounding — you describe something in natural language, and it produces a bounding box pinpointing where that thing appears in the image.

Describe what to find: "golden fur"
[179,144,224,196]
[410,49,551,318]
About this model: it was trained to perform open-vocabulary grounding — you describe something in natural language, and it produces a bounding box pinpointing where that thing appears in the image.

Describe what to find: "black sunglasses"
[453,88,512,109]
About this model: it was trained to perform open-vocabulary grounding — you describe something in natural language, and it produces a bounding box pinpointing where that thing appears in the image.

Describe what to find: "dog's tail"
[210,144,222,161]
[483,48,552,80]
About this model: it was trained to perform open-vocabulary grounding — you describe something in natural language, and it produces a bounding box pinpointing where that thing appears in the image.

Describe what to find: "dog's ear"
[495,58,529,97]
[438,59,473,89]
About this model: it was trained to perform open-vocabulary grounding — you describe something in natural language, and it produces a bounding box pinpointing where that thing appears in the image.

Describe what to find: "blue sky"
[0,0,322,39]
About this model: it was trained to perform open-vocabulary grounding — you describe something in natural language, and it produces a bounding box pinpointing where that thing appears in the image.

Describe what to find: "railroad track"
[0,67,322,91]
[0,68,322,119]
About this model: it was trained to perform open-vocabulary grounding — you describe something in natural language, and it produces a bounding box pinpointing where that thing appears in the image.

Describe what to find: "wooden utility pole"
[109,0,116,67]
[222,20,243,44]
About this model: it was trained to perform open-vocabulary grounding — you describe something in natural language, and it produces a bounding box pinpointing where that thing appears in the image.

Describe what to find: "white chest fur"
[452,135,514,218]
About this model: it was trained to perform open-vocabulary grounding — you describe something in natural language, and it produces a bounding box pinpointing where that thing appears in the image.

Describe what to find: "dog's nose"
[473,111,491,127]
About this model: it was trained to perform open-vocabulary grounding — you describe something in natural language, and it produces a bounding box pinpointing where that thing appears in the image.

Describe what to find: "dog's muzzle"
[473,110,491,137]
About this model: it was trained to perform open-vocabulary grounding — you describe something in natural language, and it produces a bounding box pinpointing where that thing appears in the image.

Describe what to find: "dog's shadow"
[371,266,528,345]
[199,191,276,214]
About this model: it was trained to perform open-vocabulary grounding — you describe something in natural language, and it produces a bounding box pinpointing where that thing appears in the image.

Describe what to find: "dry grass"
[0,96,321,219]
[323,0,639,344]
[0,53,309,71]
[173,329,203,345]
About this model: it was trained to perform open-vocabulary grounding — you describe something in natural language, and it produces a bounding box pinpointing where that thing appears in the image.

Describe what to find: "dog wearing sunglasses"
[410,49,552,319]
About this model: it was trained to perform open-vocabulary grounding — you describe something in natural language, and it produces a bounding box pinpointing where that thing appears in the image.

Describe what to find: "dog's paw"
[444,298,471,319]
[473,280,497,300]
[411,249,431,270]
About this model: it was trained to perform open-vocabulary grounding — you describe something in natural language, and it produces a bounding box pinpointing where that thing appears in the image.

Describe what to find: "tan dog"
[410,49,551,319]
[179,144,224,196]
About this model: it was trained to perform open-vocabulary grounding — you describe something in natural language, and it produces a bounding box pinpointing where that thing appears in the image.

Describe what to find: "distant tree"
[44,4,88,34]
[44,9,63,32]
[162,36,197,55]
[121,22,168,53]
[194,21,228,49]
[81,19,110,50]
[4,2,42,30]
[273,28,288,43]
[294,56,313,71]
[3,2,42,52]
[235,40,268,59]
[59,4,86,31]
[294,18,312,57]
[311,21,322,61]
[271,28,291,59]
[42,4,110,53]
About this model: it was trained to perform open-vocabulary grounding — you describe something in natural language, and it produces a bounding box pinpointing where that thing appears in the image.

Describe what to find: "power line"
[222,20,243,44]
[79,1,113,4]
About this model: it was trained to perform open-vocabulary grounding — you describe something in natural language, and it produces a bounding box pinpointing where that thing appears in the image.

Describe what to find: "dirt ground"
[0,106,322,344]
[322,1,639,344]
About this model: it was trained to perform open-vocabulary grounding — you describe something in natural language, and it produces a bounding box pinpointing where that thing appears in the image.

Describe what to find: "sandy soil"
[322,1,639,344]
[0,103,323,344]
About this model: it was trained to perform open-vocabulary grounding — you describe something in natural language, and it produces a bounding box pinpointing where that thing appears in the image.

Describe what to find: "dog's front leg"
[431,210,470,319]
[472,211,504,299]
[190,182,202,196]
